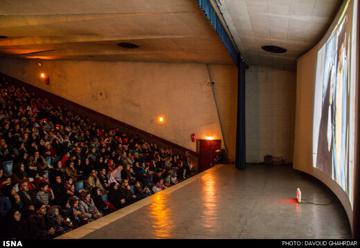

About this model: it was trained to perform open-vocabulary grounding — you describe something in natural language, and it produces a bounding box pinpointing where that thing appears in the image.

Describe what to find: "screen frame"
[352,0,360,239]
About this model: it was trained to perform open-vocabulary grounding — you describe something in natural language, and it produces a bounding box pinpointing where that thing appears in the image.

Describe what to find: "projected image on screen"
[313,0,357,206]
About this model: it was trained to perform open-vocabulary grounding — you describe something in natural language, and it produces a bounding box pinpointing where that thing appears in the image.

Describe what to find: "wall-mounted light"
[37,62,43,67]
[157,115,166,124]
[205,136,215,141]
[40,72,50,85]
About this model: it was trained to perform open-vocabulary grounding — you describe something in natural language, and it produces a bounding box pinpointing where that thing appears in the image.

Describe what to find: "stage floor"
[60,164,351,239]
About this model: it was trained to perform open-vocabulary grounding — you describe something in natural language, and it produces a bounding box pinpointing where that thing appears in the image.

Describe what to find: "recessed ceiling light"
[117,42,139,49]
[261,45,287,54]
[0,35,8,39]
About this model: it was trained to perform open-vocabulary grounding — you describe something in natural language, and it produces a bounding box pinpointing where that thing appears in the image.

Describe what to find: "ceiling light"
[117,42,139,49]
[261,45,287,54]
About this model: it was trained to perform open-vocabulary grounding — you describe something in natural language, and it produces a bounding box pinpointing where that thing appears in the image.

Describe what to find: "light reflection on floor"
[200,173,219,231]
[149,192,174,238]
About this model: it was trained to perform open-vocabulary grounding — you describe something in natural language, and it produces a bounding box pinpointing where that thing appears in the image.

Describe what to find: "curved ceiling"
[215,0,342,69]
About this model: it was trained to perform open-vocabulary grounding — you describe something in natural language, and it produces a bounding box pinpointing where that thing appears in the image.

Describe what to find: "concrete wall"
[0,58,238,161]
[246,65,296,163]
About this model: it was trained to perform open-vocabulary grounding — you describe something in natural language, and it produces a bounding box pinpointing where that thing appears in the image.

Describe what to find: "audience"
[0,80,194,238]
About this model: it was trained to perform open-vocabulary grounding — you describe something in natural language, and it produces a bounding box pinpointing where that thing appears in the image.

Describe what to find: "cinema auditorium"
[0,0,359,241]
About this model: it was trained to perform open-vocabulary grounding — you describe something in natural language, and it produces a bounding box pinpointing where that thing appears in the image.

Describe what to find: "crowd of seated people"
[0,80,194,239]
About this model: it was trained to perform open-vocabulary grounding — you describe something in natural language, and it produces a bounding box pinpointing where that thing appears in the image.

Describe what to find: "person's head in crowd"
[90,169,97,177]
[35,202,47,216]
[39,182,49,192]
[38,171,49,183]
[47,205,61,219]
[109,182,118,191]
[122,179,129,188]
[1,176,11,187]
[18,163,26,172]
[34,151,40,159]
[135,181,142,189]
[91,187,102,197]
[20,181,29,192]
[56,161,63,170]
[55,175,62,184]
[66,177,73,185]
[9,209,22,222]
[99,168,107,176]
[68,197,79,208]
[81,191,92,203]
[69,161,75,168]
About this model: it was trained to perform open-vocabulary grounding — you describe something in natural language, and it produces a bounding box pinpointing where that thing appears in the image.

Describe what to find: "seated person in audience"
[170,171,178,185]
[164,174,172,187]
[0,176,12,193]
[47,205,72,235]
[87,169,105,191]
[133,181,150,199]
[36,182,54,207]
[43,142,56,168]
[64,177,75,198]
[49,160,66,185]
[10,188,24,212]
[68,197,89,226]
[34,171,50,189]
[152,178,167,193]
[6,209,28,239]
[79,191,102,220]
[108,164,123,185]
[119,179,137,205]
[27,203,56,239]
[90,187,113,215]
[12,162,28,184]
[98,168,109,190]
[51,176,68,207]
[0,187,12,218]
[27,156,39,179]
[18,181,35,209]
[82,157,94,178]
[33,151,48,173]
[65,161,78,180]
[96,156,106,170]
[108,183,126,209]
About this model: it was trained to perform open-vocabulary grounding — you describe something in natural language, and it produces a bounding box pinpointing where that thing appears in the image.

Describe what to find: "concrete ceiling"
[215,0,342,70]
[0,0,343,68]
[0,0,233,64]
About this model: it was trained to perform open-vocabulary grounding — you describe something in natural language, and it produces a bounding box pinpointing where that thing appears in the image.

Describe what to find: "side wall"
[246,65,296,163]
[0,58,238,161]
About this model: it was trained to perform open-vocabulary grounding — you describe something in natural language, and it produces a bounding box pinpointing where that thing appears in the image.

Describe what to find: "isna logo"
[2,241,23,247]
